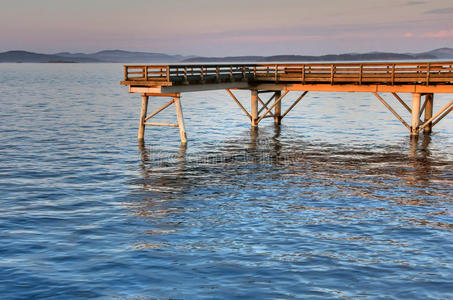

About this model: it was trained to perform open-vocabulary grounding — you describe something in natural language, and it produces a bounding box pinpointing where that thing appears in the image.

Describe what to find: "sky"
[0,0,452,56]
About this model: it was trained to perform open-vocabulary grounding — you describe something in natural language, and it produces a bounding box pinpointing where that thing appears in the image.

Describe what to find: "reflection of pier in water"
[121,62,453,143]
[134,131,451,210]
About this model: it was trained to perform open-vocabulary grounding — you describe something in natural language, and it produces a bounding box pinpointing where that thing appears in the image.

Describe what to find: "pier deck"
[121,61,453,143]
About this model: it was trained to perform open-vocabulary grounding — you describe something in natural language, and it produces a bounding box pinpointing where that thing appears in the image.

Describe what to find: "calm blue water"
[0,63,452,299]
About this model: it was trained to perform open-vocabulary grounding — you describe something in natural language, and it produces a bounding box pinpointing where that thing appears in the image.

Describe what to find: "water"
[0,63,452,299]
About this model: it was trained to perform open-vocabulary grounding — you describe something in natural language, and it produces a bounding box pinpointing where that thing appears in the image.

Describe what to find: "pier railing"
[123,62,453,86]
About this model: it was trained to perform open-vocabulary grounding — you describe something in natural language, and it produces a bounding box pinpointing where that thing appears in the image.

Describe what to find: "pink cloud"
[421,29,453,38]
[403,32,414,38]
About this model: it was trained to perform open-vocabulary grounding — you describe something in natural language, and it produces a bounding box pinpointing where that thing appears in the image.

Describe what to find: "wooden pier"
[121,61,453,143]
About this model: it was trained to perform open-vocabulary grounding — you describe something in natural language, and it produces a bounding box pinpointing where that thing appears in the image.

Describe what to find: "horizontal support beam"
[162,82,250,93]
[251,83,453,94]
[130,83,453,95]
[144,93,180,97]
[257,90,277,94]
[144,122,179,127]
[130,86,163,94]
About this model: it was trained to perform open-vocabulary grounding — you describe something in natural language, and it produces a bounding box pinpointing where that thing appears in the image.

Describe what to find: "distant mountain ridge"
[0,48,452,63]
[0,50,192,63]
[55,50,192,63]
[183,48,453,62]
[0,50,99,63]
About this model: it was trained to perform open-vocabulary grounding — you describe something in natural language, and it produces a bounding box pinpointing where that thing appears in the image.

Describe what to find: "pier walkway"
[121,61,453,143]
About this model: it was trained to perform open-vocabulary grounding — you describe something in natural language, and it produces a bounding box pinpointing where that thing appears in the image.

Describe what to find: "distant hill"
[419,47,453,59]
[0,50,192,63]
[183,50,452,63]
[0,50,100,63]
[55,50,192,63]
[0,48,452,63]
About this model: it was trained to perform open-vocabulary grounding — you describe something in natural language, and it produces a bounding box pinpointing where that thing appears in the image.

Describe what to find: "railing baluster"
[275,64,278,81]
[330,64,335,85]
[302,64,305,84]
[392,64,395,85]
[359,64,363,85]
[426,63,430,86]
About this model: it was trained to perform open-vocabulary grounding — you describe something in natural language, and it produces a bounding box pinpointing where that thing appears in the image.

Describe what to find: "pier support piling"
[136,93,187,144]
[251,90,258,127]
[138,94,149,140]
[274,91,282,125]
[411,93,421,136]
[174,96,187,143]
[423,93,434,134]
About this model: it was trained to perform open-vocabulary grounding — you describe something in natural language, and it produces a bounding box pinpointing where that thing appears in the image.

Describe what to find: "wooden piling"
[274,91,282,125]
[423,93,434,134]
[174,96,187,143]
[138,94,149,140]
[251,90,258,127]
[411,93,421,136]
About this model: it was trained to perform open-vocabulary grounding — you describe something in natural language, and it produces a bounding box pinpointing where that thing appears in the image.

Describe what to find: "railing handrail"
[122,61,453,85]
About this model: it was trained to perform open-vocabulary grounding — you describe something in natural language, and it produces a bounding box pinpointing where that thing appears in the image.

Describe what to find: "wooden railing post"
[391,64,395,85]
[359,64,363,85]
[330,64,335,85]
[275,64,278,81]
[124,66,128,81]
[426,63,431,86]
[302,64,305,84]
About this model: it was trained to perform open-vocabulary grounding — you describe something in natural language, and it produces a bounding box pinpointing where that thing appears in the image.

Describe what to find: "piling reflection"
[130,130,453,254]
[135,130,450,206]
[137,140,187,194]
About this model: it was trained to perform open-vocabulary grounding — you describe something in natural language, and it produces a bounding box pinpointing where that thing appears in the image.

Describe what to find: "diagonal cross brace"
[417,99,453,133]
[373,92,411,130]
[226,89,252,120]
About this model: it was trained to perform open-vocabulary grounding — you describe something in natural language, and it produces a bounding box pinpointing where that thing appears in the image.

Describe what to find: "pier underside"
[121,62,453,143]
